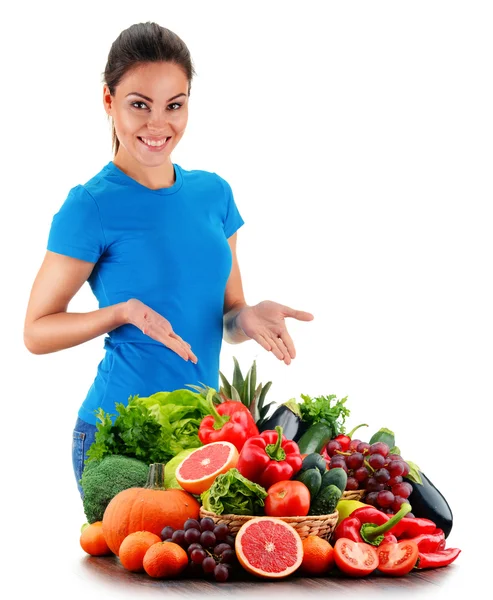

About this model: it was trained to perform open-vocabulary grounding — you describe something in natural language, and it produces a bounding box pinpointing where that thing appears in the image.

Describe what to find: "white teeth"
[141,137,169,147]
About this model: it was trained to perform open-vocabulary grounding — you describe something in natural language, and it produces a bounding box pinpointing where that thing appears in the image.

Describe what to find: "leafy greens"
[86,389,211,465]
[299,393,350,435]
[200,468,268,515]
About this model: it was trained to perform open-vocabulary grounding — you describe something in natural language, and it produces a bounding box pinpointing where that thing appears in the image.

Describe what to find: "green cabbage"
[200,468,268,516]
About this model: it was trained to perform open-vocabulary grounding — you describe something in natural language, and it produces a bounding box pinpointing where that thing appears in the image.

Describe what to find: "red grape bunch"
[325,438,414,514]
[161,517,236,582]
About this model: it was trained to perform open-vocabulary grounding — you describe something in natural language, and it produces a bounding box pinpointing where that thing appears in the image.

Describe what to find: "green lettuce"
[200,468,268,516]
[86,389,212,465]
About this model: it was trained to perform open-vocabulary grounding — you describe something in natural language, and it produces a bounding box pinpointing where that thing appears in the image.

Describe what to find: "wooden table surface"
[80,554,457,597]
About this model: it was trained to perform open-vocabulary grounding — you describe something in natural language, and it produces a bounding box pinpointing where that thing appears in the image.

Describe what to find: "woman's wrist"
[224,304,251,344]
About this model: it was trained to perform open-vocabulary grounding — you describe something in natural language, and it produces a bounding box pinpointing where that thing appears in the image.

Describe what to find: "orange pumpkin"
[102,463,200,555]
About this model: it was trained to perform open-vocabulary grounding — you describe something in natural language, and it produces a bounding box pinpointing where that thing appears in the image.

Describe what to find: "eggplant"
[405,471,453,538]
[258,403,308,441]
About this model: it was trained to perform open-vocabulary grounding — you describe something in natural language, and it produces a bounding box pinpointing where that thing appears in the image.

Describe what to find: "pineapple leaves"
[217,357,274,424]
[219,371,232,400]
[232,357,244,398]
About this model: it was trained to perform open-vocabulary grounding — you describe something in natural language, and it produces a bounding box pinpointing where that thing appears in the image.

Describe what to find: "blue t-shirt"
[47,161,244,425]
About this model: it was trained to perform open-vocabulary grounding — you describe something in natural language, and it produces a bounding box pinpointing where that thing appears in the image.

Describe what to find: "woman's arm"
[222,233,314,363]
[24,251,197,359]
[223,233,251,344]
[23,251,127,354]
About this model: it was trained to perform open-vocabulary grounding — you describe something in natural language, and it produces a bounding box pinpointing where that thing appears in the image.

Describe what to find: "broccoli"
[81,455,149,523]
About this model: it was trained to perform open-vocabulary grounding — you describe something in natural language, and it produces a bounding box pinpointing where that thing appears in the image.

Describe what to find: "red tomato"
[334,538,379,577]
[265,480,311,517]
[377,540,419,576]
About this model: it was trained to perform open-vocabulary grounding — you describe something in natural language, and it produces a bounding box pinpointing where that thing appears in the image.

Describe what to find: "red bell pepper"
[236,425,303,489]
[333,503,413,546]
[198,392,258,452]
[409,529,446,553]
[416,547,461,569]
[390,515,437,538]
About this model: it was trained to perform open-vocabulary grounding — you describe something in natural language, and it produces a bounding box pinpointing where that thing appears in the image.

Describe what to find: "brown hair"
[102,22,196,156]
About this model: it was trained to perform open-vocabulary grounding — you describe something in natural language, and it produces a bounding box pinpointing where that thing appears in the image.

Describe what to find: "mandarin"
[119,531,162,572]
[80,521,112,556]
[300,535,335,576]
[143,541,188,579]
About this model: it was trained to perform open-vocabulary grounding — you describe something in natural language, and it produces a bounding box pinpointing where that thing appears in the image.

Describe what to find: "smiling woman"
[104,59,191,189]
[23,21,314,503]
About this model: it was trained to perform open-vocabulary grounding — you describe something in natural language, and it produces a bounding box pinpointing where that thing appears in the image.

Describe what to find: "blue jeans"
[72,417,98,499]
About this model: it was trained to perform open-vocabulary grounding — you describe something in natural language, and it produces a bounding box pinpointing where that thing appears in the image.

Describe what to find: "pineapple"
[188,357,274,425]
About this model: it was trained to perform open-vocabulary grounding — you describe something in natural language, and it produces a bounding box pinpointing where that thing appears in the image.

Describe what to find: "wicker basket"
[199,507,339,541]
[341,489,366,501]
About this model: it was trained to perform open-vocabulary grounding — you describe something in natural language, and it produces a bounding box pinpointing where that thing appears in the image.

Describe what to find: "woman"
[23,22,314,497]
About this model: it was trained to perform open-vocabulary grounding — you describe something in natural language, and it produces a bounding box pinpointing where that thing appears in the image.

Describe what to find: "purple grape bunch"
[161,517,236,582]
[325,439,414,514]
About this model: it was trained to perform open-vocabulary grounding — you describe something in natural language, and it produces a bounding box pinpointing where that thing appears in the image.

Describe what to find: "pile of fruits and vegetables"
[79,358,460,583]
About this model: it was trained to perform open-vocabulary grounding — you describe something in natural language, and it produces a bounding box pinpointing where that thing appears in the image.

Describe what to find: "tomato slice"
[377,540,419,576]
[334,538,379,577]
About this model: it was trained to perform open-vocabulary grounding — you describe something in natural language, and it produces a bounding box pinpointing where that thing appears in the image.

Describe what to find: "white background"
[2,1,491,598]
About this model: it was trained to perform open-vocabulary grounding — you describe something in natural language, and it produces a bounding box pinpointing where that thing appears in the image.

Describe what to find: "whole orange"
[300,535,335,576]
[143,542,188,579]
[80,521,112,556]
[119,531,162,572]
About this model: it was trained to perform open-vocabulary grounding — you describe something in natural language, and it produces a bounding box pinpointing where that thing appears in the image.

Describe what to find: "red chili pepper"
[333,423,369,451]
[198,394,259,452]
[409,529,446,553]
[416,547,461,569]
[333,503,412,546]
[236,425,303,489]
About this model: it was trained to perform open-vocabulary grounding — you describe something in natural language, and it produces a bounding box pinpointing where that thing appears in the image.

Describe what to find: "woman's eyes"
[131,101,182,111]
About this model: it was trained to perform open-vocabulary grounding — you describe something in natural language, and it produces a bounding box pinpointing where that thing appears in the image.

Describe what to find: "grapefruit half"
[175,441,238,494]
[235,517,303,578]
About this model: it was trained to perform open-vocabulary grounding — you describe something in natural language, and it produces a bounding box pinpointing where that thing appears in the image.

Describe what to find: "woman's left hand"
[236,300,314,365]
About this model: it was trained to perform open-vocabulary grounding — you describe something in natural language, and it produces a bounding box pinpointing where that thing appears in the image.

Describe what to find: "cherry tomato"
[265,480,311,517]
[377,540,419,576]
[334,538,379,577]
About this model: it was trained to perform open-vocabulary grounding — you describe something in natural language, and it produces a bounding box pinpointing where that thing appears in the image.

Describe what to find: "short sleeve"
[216,174,245,238]
[47,185,106,263]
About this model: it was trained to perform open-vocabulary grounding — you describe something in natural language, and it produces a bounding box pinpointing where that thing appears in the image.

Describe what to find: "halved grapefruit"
[235,517,303,578]
[175,441,238,495]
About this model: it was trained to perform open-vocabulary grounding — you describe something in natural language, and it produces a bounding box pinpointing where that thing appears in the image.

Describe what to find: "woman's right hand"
[123,299,198,363]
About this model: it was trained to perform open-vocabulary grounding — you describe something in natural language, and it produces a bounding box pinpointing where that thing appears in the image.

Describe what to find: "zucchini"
[321,468,347,493]
[295,468,322,500]
[309,484,342,516]
[299,452,327,476]
[297,422,332,454]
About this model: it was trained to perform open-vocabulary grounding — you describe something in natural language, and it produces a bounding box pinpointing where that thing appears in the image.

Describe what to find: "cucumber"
[295,468,322,500]
[309,484,342,516]
[297,423,333,454]
[321,468,348,493]
[299,452,327,476]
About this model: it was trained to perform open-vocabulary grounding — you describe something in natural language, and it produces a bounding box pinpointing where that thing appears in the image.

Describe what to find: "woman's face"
[103,61,189,166]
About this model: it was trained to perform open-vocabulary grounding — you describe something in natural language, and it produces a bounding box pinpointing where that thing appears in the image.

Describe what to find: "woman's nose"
[148,110,170,130]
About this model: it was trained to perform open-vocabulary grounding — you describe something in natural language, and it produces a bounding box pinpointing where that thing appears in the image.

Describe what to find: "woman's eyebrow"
[125,92,187,102]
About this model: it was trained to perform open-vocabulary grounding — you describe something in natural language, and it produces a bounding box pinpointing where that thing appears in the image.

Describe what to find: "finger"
[170,332,197,362]
[162,337,190,361]
[279,329,296,360]
[159,325,197,362]
[266,335,286,362]
[252,334,272,352]
[282,306,315,321]
[142,323,195,362]
[271,335,292,365]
